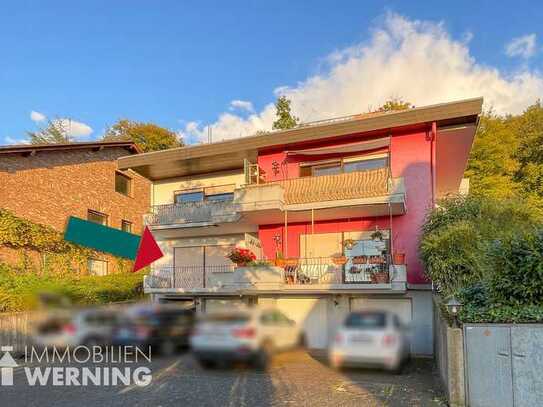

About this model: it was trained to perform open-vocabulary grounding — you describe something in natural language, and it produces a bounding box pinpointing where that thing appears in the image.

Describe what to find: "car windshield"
[345,312,386,329]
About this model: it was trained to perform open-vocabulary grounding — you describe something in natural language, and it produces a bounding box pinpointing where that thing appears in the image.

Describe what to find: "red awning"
[285,137,390,156]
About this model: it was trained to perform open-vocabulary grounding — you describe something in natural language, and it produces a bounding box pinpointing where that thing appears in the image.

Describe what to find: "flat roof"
[118,97,483,180]
[0,140,142,155]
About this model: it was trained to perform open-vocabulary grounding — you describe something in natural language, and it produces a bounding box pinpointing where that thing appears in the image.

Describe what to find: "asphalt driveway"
[4,350,445,406]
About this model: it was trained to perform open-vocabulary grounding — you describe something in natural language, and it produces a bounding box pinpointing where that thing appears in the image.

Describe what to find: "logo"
[0,346,18,386]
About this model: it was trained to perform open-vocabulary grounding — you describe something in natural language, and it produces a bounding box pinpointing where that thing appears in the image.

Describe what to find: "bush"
[460,304,543,323]
[0,264,145,312]
[420,195,540,296]
[489,229,543,306]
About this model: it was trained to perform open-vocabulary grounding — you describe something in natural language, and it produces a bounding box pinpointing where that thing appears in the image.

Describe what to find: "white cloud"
[30,110,46,122]
[3,136,29,145]
[229,100,254,112]
[505,34,537,59]
[182,13,543,143]
[52,118,93,138]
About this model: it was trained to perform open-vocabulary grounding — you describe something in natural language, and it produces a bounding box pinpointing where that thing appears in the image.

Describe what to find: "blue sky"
[1,1,542,145]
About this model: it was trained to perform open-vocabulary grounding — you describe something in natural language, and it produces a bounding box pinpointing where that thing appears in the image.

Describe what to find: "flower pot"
[393,253,406,265]
[352,256,367,264]
[274,258,286,267]
[332,256,347,266]
[370,271,389,284]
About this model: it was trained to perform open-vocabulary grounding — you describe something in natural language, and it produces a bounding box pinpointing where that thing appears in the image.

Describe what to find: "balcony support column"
[284,210,288,257]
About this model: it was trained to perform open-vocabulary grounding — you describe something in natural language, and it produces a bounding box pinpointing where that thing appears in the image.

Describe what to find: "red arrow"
[133,227,163,272]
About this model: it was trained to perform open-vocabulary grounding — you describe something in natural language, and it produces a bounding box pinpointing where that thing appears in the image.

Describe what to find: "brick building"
[0,141,150,274]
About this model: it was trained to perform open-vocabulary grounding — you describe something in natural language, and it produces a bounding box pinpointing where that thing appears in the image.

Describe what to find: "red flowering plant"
[226,247,257,266]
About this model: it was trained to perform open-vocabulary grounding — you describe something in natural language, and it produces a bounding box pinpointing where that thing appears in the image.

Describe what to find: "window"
[88,259,108,276]
[175,191,204,203]
[343,156,388,172]
[87,210,108,225]
[300,153,389,177]
[206,193,234,202]
[115,171,132,196]
[121,220,132,233]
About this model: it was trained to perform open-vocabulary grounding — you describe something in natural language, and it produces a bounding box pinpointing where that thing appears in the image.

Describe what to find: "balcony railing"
[144,255,392,290]
[278,167,390,205]
[144,200,240,226]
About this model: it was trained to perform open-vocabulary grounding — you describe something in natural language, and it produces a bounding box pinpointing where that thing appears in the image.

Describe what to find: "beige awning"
[286,137,390,156]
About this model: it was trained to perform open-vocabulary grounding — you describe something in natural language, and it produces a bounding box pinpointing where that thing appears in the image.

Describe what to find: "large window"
[88,259,108,276]
[87,210,108,225]
[174,184,235,204]
[300,153,388,177]
[115,171,132,196]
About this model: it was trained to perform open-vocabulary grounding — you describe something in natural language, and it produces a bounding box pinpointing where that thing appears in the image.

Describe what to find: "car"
[34,308,121,349]
[112,304,195,355]
[190,307,302,369]
[328,310,410,372]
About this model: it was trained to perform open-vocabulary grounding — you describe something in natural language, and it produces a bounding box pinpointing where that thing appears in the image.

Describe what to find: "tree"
[27,120,72,144]
[465,101,543,211]
[272,96,299,130]
[103,119,182,153]
[377,98,413,112]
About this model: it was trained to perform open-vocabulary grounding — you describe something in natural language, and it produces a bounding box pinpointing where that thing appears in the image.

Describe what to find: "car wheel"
[160,339,176,356]
[297,333,307,348]
[253,341,274,370]
[198,359,216,369]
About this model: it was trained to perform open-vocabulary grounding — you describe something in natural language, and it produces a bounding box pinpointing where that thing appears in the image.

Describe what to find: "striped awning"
[286,137,390,156]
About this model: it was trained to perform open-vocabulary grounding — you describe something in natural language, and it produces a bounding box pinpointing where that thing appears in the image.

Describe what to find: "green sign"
[64,216,141,259]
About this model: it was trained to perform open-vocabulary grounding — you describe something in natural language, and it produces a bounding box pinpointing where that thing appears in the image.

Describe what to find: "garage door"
[276,298,328,349]
[350,298,412,325]
[205,299,246,313]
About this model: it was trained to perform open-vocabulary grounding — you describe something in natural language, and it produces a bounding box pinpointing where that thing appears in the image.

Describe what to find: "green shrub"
[460,304,543,323]
[489,229,543,306]
[420,195,540,297]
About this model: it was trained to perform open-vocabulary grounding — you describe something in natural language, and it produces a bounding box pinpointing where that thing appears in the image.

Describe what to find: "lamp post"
[446,297,462,328]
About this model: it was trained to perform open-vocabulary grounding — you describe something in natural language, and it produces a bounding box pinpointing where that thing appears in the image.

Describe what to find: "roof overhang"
[118,97,483,180]
[0,141,142,156]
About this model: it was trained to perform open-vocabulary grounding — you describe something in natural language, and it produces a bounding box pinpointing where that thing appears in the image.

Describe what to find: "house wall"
[151,169,245,206]
[0,147,150,233]
[256,127,433,284]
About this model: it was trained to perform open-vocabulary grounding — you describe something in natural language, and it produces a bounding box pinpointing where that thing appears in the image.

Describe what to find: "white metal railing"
[144,200,239,226]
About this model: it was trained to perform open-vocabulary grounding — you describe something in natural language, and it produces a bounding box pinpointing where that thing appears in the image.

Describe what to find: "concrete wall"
[152,169,245,206]
[434,296,466,407]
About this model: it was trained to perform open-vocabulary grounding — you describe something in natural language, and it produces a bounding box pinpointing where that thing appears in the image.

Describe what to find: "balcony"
[145,167,406,229]
[143,256,407,294]
[144,200,241,228]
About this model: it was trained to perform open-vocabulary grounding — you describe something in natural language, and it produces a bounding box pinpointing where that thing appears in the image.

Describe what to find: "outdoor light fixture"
[446,297,462,328]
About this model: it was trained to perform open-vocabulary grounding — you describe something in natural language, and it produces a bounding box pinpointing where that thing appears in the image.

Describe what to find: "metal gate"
[464,324,543,407]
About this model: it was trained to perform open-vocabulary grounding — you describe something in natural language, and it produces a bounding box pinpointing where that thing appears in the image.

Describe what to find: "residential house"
[0,141,150,275]
[118,98,482,353]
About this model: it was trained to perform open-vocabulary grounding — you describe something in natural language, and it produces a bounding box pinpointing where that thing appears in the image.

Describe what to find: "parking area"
[5,350,445,406]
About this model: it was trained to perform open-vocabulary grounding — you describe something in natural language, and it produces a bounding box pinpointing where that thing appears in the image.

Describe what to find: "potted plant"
[226,247,256,267]
[274,251,286,267]
[393,252,406,265]
[371,229,384,241]
[332,253,348,265]
[370,267,390,283]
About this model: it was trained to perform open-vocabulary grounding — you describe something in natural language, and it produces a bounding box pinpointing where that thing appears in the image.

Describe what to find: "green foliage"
[0,264,144,312]
[377,98,413,112]
[27,119,73,144]
[272,96,299,130]
[488,230,543,306]
[103,119,182,152]
[460,304,543,324]
[420,195,540,296]
[466,101,543,211]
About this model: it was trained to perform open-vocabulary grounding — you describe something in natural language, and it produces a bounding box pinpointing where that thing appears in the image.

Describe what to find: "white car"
[328,310,410,372]
[34,309,120,349]
[190,307,302,369]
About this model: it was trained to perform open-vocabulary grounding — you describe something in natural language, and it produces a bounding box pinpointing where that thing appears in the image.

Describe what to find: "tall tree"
[272,96,299,130]
[103,119,182,152]
[27,120,71,144]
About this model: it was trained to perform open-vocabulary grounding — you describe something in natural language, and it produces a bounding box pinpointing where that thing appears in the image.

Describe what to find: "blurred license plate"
[351,334,372,343]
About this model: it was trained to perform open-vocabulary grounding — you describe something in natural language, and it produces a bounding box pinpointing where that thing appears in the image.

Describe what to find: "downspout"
[430,121,437,207]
